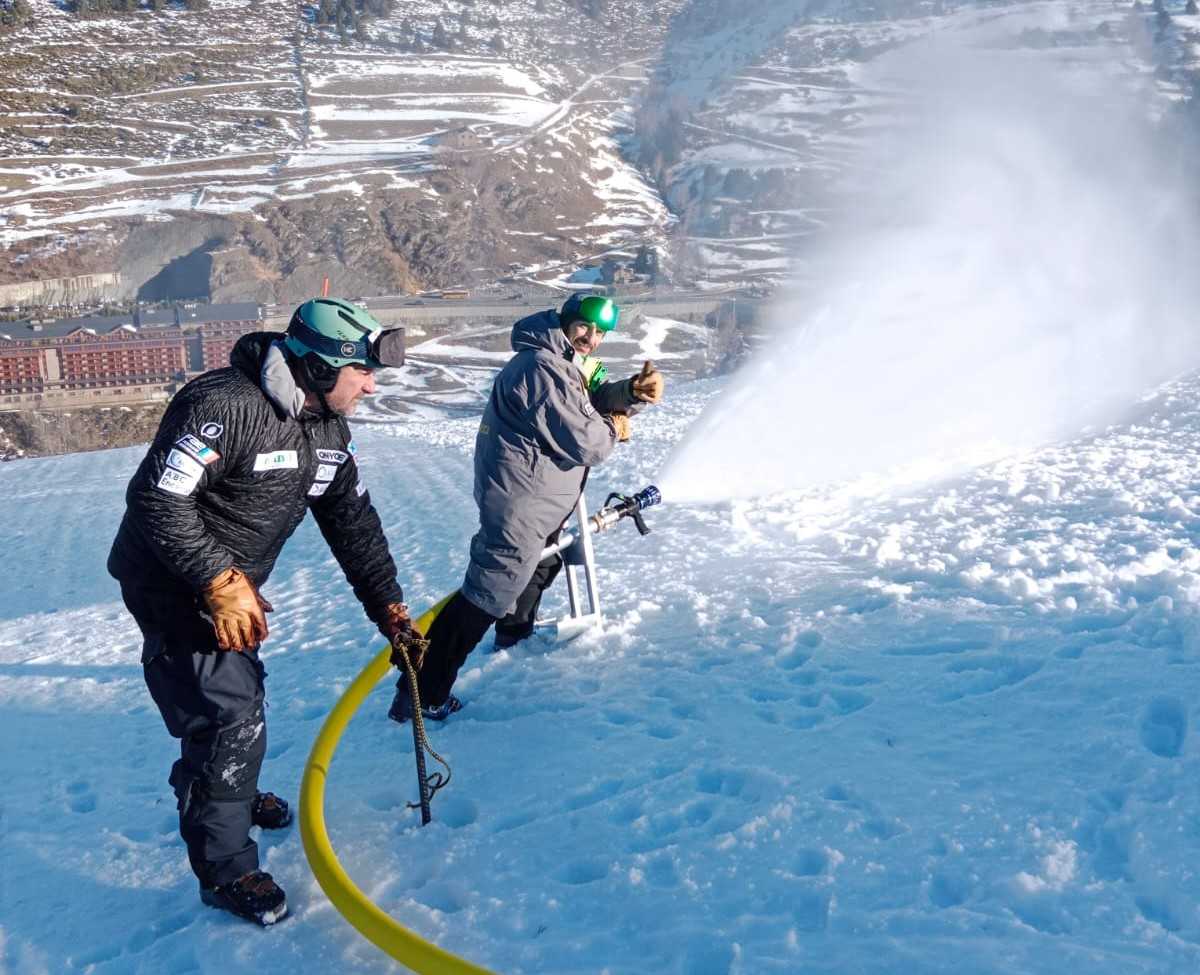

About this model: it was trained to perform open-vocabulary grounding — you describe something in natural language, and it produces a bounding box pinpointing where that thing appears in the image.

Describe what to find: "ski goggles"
[562,294,619,332]
[289,318,406,368]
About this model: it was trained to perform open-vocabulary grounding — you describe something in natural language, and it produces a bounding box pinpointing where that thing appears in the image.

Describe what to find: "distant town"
[0,302,268,412]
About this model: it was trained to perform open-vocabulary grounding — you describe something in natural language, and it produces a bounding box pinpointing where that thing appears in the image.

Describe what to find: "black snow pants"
[121,583,267,889]
[408,544,564,706]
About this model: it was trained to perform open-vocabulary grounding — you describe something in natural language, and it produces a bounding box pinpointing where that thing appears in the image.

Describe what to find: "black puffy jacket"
[107,332,403,625]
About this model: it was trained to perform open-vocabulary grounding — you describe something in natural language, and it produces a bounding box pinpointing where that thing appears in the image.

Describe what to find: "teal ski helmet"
[560,293,619,332]
[284,298,404,393]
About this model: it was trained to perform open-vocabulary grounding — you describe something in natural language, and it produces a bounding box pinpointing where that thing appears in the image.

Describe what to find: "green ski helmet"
[560,293,619,332]
[284,297,405,392]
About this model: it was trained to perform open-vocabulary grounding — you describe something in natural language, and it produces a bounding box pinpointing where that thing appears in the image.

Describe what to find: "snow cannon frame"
[535,485,661,641]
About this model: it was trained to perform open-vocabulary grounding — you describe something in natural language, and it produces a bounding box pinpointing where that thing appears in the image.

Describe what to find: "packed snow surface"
[3,367,1200,973]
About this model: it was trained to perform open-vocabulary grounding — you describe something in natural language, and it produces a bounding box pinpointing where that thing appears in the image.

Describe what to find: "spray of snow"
[661,23,1200,503]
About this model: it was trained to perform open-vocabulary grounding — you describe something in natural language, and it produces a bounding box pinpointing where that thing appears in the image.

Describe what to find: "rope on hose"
[394,642,452,811]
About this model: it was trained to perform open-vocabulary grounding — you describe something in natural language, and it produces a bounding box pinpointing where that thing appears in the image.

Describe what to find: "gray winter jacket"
[461,310,639,618]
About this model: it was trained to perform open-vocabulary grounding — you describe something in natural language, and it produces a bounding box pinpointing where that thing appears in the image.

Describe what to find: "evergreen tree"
[488,30,505,52]
[1187,0,1198,13]
[431,17,448,47]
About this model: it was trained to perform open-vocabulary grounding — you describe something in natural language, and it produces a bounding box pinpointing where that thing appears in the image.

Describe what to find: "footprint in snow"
[557,857,609,885]
[67,780,96,814]
[1139,697,1187,758]
[1135,893,1183,932]
[793,848,829,877]
[928,867,971,908]
[436,796,479,829]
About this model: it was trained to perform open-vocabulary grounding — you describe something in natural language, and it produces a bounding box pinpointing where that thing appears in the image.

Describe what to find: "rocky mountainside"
[1,0,1197,303]
[1,0,684,302]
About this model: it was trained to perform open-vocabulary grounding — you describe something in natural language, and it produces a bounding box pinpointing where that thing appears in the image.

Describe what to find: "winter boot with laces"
[387,682,462,724]
[251,791,292,829]
[200,870,288,926]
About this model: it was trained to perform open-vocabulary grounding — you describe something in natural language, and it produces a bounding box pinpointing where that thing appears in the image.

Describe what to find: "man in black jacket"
[108,298,425,926]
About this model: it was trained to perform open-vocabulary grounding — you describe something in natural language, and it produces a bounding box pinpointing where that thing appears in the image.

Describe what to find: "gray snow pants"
[121,583,268,889]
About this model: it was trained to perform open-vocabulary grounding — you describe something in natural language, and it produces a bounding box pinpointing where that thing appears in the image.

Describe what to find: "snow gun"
[539,483,662,562]
[592,484,662,537]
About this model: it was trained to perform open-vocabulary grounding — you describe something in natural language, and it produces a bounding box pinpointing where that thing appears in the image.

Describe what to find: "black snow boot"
[201,870,288,926]
[388,683,462,724]
[251,792,292,830]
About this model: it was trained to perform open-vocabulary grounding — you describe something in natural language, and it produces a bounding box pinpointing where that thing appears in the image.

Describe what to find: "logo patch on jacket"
[308,481,330,498]
[315,464,338,482]
[316,449,347,464]
[253,450,299,472]
[166,448,204,479]
[156,466,201,497]
[176,434,220,465]
[199,422,223,439]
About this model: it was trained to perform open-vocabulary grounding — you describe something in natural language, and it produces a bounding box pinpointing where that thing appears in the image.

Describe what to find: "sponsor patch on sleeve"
[355,479,367,497]
[253,450,299,472]
[176,434,220,465]
[307,481,330,498]
[315,463,338,482]
[166,448,204,479]
[199,422,223,439]
[156,466,201,497]
[348,439,358,456]
[316,449,347,464]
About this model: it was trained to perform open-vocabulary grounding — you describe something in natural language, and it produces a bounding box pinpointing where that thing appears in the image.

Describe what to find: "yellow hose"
[299,594,496,974]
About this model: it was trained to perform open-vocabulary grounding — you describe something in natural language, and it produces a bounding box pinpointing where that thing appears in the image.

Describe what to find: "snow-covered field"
[3,364,1200,973]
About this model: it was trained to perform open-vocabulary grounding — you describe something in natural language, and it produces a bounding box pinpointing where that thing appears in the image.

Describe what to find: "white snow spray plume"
[660,20,1200,504]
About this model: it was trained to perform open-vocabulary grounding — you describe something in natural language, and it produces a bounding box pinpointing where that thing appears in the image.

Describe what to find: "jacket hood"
[231,331,305,419]
[512,310,572,358]
[230,331,280,378]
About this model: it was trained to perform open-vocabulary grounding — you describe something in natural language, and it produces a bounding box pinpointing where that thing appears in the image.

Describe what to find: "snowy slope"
[3,367,1200,973]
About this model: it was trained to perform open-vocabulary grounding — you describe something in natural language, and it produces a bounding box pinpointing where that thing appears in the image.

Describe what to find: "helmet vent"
[336,308,371,334]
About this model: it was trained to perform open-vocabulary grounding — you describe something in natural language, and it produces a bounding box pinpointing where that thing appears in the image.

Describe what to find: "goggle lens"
[577,296,618,331]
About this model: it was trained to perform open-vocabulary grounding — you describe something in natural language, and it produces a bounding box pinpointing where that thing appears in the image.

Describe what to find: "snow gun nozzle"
[593,485,662,537]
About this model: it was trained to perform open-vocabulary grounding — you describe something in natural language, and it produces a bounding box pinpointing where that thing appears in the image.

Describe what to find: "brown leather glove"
[202,568,271,652]
[609,412,631,442]
[630,360,664,404]
[380,602,430,672]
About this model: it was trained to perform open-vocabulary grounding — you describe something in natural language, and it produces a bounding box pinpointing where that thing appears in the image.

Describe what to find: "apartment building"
[0,303,263,409]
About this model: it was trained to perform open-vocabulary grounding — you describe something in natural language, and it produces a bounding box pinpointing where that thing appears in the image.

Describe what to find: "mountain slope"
[2,368,1200,972]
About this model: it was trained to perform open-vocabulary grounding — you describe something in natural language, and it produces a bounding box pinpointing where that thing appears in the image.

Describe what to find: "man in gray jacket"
[389,293,663,721]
